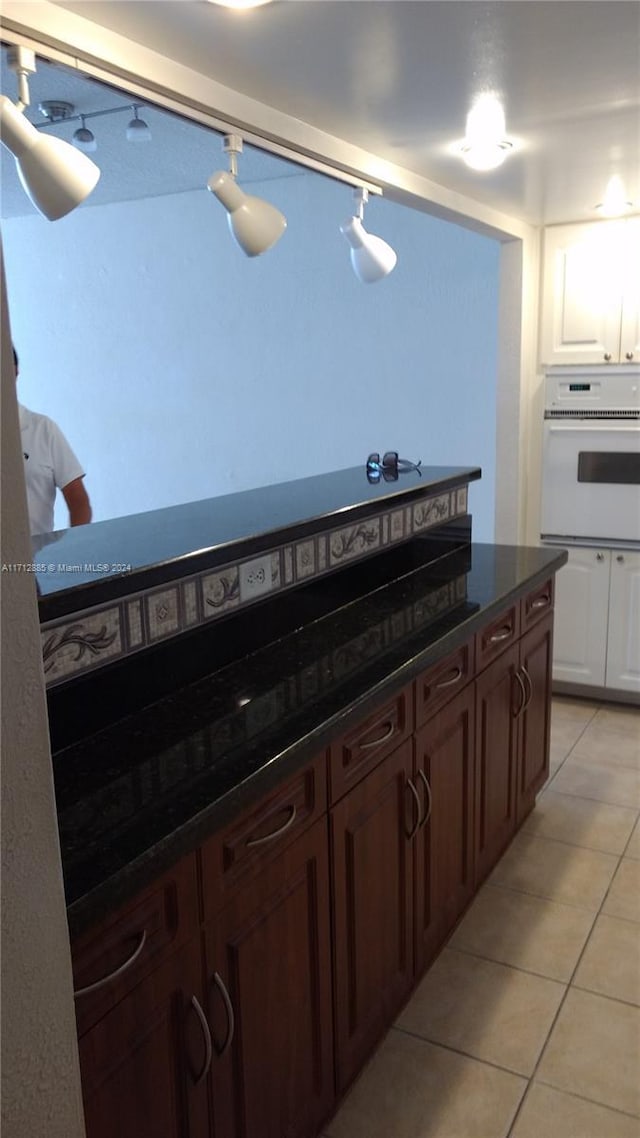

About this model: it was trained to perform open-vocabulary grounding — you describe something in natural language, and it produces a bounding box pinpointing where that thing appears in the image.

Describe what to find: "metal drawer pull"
[513,670,527,718]
[489,626,512,644]
[531,595,550,610]
[416,770,433,828]
[212,971,235,1058]
[74,928,148,997]
[190,996,213,1086]
[435,666,463,689]
[246,803,297,848]
[521,665,533,712]
[359,720,395,749]
[405,778,422,841]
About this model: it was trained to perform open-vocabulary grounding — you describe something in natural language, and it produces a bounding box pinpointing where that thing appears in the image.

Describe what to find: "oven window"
[577,452,640,485]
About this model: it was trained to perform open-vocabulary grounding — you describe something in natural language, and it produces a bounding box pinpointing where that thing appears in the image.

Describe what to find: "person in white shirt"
[14,346,92,536]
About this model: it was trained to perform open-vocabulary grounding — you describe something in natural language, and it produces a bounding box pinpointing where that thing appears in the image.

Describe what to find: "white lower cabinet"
[553,547,640,694]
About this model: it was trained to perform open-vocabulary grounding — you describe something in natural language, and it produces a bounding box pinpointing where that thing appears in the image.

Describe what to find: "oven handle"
[545,423,640,433]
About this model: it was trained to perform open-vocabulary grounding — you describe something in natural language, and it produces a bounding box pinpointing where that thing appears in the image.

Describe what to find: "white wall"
[1,259,86,1138]
[3,172,499,539]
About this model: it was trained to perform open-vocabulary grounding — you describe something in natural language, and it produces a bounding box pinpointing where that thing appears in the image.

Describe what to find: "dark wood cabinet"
[72,581,556,1138]
[517,613,554,823]
[474,642,521,885]
[331,739,414,1092]
[475,607,554,882]
[414,684,475,974]
[78,938,210,1138]
[204,817,334,1138]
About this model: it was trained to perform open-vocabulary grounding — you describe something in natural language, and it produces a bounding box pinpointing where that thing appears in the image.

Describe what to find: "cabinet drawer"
[476,603,520,671]
[201,751,327,914]
[72,853,199,1037]
[522,577,554,631]
[329,685,413,804]
[415,638,474,727]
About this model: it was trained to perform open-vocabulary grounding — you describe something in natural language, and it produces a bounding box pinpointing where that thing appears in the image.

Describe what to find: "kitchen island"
[46,466,567,1138]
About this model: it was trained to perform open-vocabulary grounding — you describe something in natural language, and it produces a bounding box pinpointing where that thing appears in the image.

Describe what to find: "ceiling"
[2,1,639,226]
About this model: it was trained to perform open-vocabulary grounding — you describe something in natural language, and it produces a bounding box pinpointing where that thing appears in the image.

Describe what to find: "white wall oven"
[541,368,640,546]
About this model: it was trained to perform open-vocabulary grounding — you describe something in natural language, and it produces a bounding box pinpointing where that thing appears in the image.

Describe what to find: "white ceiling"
[2,1,639,226]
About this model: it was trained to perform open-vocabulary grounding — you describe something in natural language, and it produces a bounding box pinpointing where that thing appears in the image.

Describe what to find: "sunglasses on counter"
[366,451,422,482]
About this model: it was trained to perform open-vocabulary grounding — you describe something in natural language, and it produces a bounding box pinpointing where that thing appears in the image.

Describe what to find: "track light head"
[0,93,100,220]
[73,116,97,153]
[126,106,151,142]
[206,134,286,256]
[340,189,397,283]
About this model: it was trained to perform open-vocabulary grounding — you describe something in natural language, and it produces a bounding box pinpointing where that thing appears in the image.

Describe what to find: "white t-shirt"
[19,404,85,536]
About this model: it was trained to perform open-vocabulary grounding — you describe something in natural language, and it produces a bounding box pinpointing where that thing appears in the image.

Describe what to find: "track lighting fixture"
[0,46,100,220]
[207,134,287,257]
[340,188,397,283]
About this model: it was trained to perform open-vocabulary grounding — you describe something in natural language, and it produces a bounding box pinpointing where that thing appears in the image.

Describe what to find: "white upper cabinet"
[540,218,640,366]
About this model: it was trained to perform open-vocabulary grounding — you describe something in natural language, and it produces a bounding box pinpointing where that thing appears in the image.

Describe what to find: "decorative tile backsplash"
[41,484,470,687]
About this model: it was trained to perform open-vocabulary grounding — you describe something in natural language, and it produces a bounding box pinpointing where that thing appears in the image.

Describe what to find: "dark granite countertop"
[36,463,480,621]
[53,540,567,937]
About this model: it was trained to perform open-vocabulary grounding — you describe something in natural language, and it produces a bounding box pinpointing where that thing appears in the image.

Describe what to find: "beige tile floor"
[324,696,640,1138]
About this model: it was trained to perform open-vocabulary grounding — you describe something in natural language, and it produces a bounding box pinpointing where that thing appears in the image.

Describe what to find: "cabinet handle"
[73,928,147,997]
[245,803,297,848]
[617,554,625,563]
[513,670,527,718]
[404,778,422,841]
[434,665,463,689]
[596,553,605,562]
[604,352,612,362]
[489,625,512,644]
[358,720,395,749]
[416,770,433,829]
[531,595,550,610]
[190,996,213,1086]
[625,352,634,360]
[521,665,534,712]
[212,971,235,1058]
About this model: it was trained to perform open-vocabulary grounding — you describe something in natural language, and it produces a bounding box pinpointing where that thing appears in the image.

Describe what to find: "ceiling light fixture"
[126,105,152,142]
[207,133,287,256]
[204,0,274,9]
[0,46,100,220]
[73,115,97,153]
[594,175,633,218]
[459,94,513,172]
[340,188,397,284]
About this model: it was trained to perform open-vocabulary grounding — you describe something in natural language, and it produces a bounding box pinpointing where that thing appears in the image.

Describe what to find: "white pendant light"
[0,47,99,220]
[207,134,287,256]
[340,188,397,283]
[126,105,151,142]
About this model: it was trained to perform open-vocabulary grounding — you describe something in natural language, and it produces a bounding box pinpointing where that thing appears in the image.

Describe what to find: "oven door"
[541,420,640,543]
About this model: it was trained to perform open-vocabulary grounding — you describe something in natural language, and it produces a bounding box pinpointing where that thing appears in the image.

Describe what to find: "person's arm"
[62,477,92,526]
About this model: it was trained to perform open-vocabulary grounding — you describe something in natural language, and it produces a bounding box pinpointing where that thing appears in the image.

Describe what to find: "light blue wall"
[3,171,499,538]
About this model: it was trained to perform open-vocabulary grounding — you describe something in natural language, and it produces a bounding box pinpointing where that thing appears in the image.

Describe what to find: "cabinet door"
[620,217,640,363]
[552,548,610,686]
[331,739,414,1093]
[606,551,640,693]
[475,644,520,884]
[517,614,554,824]
[78,939,210,1138]
[540,222,624,365]
[414,685,475,976]
[205,818,333,1138]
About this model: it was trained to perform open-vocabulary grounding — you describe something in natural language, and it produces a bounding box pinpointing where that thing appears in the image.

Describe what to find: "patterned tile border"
[42,483,470,687]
